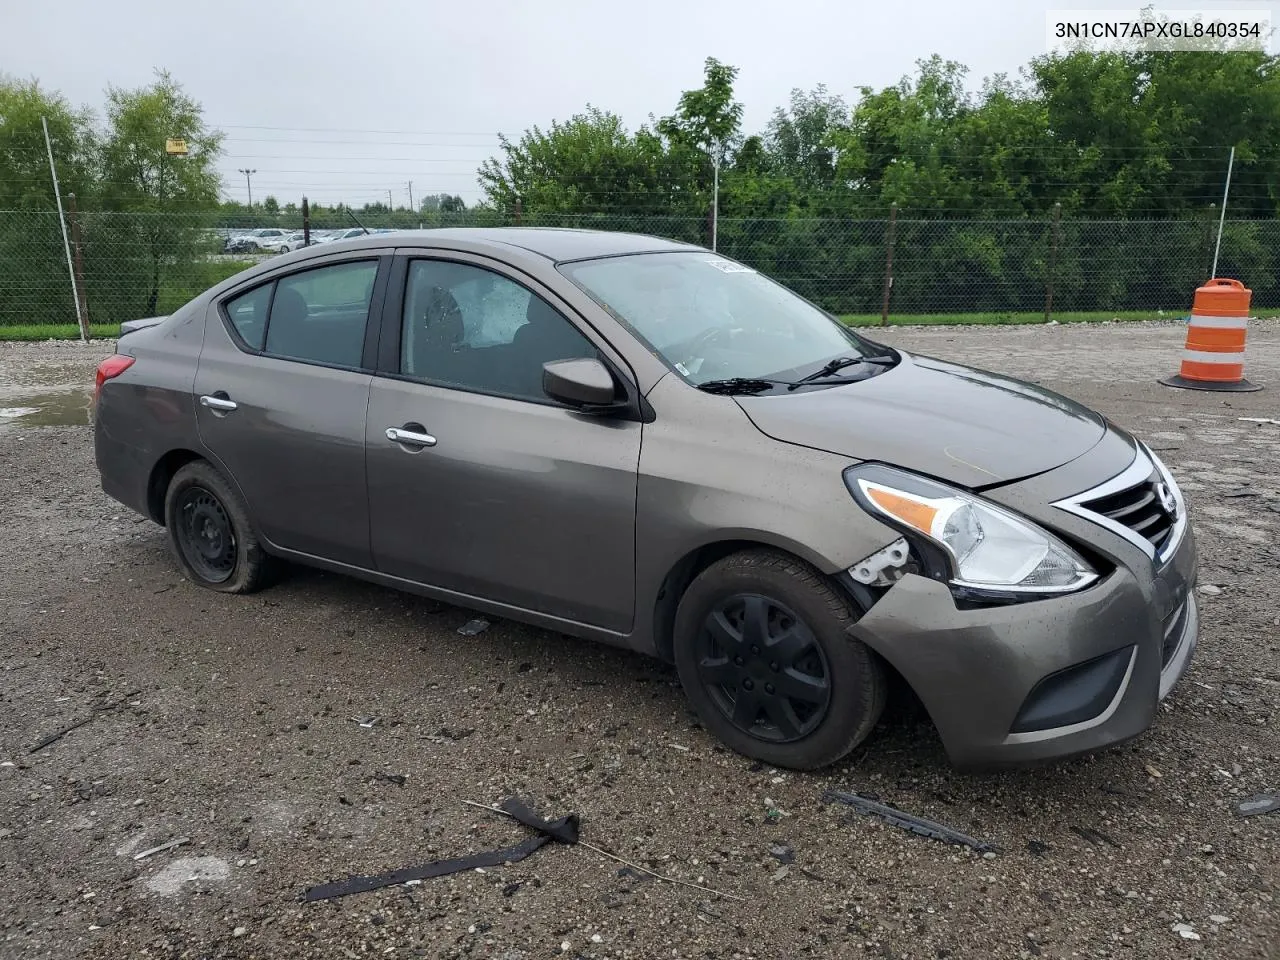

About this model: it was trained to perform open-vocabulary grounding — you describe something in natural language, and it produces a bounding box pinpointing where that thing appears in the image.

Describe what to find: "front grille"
[1080,472,1176,551]
[1162,601,1189,667]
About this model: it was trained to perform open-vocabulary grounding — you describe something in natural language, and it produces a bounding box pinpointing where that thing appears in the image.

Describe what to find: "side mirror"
[542,358,621,410]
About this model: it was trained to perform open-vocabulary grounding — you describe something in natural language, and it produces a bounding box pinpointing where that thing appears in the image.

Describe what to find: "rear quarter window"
[223,283,273,350]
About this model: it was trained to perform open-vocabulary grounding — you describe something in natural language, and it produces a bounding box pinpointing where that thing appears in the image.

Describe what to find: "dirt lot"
[2,322,1278,960]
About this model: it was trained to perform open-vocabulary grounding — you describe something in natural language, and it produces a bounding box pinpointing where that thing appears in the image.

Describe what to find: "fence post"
[1044,202,1062,324]
[879,203,898,326]
[302,196,311,247]
[1202,203,1218,281]
[711,151,719,252]
[42,115,86,343]
[1210,145,1235,278]
[66,192,90,340]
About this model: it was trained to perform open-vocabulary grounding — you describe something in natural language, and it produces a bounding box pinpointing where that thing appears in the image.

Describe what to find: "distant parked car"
[93,228,1198,772]
[225,229,288,253]
[268,232,310,254]
[314,227,369,245]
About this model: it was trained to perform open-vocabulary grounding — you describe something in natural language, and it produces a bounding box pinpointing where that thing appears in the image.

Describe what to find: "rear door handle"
[200,394,238,412]
[385,426,437,448]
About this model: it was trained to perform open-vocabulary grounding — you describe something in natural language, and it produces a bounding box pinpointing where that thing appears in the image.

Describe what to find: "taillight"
[94,354,135,405]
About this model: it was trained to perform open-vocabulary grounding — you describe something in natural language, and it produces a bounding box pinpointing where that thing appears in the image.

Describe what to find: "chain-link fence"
[3,208,1278,330]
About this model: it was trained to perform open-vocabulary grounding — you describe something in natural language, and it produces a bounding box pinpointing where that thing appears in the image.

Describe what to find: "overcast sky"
[3,0,1276,207]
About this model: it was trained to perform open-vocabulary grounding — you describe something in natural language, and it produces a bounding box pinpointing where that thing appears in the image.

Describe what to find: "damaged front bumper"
[847,521,1198,770]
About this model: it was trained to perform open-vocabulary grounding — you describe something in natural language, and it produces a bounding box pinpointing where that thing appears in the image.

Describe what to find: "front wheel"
[673,549,886,770]
[164,460,276,593]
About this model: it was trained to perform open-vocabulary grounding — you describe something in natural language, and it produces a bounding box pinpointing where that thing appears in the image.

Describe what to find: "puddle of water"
[0,388,92,427]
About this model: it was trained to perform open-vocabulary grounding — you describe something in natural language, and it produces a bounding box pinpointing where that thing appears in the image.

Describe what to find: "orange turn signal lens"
[864,485,939,535]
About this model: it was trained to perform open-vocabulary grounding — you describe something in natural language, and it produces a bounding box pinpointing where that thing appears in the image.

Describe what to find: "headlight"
[845,465,1097,594]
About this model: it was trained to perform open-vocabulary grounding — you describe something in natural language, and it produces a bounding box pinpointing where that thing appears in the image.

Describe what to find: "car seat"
[411,285,465,379]
[509,297,595,397]
[265,286,311,359]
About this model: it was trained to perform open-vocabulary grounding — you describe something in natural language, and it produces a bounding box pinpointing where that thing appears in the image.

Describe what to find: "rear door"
[193,251,390,567]
[364,252,642,632]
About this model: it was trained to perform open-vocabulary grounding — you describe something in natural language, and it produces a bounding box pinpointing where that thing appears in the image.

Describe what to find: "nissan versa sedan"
[93,228,1197,770]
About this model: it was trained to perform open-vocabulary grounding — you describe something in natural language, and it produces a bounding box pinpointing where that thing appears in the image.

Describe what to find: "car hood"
[735,351,1106,489]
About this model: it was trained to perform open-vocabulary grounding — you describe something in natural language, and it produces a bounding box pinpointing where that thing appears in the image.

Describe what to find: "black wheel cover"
[695,593,832,743]
[175,486,237,584]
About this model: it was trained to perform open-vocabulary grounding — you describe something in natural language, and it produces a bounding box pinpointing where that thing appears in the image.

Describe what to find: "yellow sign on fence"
[164,138,189,155]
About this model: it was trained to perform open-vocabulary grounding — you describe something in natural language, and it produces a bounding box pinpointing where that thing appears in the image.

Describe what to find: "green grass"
[0,259,258,342]
[841,308,1280,327]
[0,323,121,341]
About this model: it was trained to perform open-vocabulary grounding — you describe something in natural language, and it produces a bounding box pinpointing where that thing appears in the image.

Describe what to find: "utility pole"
[407,180,414,212]
[238,168,256,207]
[42,115,87,342]
[1210,145,1235,279]
[710,143,720,252]
[387,189,394,212]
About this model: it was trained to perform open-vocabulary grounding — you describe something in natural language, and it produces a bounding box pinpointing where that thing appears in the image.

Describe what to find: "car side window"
[262,260,379,368]
[400,259,597,402]
[224,282,273,350]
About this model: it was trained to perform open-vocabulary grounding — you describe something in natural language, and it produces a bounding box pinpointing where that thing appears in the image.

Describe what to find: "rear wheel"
[164,460,276,593]
[673,549,885,770]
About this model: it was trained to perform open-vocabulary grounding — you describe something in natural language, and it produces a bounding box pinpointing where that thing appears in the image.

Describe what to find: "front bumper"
[849,521,1198,770]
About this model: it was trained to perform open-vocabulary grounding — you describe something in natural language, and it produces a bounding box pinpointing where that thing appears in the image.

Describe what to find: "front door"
[194,254,387,567]
[365,256,641,632]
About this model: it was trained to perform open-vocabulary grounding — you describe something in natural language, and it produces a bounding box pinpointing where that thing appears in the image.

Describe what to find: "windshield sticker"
[702,258,756,274]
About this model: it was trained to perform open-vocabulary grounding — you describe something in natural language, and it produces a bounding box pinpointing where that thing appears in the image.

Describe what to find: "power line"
[220,154,493,163]
[209,123,501,136]
[220,136,500,147]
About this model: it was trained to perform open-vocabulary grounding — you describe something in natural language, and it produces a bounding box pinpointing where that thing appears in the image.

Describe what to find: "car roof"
[321,226,701,263]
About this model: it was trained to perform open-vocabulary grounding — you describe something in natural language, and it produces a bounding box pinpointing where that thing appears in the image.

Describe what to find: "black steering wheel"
[679,323,740,368]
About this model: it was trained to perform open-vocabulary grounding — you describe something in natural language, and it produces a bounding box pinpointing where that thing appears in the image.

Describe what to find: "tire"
[163,460,277,594]
[673,549,886,770]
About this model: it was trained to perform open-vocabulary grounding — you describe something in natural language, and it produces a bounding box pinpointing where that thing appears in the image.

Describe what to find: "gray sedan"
[93,228,1197,770]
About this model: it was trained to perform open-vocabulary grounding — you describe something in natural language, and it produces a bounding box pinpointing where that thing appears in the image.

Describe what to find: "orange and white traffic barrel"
[1160,278,1261,392]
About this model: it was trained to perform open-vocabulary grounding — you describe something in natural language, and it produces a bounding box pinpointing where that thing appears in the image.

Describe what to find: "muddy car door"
[365,253,642,633]
[193,252,390,568]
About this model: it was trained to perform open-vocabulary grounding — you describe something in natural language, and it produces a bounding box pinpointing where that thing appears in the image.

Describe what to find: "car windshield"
[558,251,887,386]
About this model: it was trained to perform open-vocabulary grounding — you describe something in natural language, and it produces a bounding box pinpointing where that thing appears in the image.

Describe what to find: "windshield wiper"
[787,354,897,391]
[697,378,787,396]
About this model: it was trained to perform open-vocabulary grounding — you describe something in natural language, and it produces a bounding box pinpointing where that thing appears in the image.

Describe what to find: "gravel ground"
[1,322,1278,960]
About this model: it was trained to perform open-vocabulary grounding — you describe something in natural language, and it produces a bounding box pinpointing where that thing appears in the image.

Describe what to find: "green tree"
[764,85,847,192]
[1030,49,1280,217]
[0,76,100,327]
[831,56,975,214]
[0,75,97,209]
[479,106,690,215]
[261,195,279,216]
[657,57,744,161]
[419,193,467,213]
[96,70,223,316]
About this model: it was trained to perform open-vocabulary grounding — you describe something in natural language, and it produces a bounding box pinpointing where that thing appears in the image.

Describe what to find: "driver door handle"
[200,394,238,412]
[385,426,437,448]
